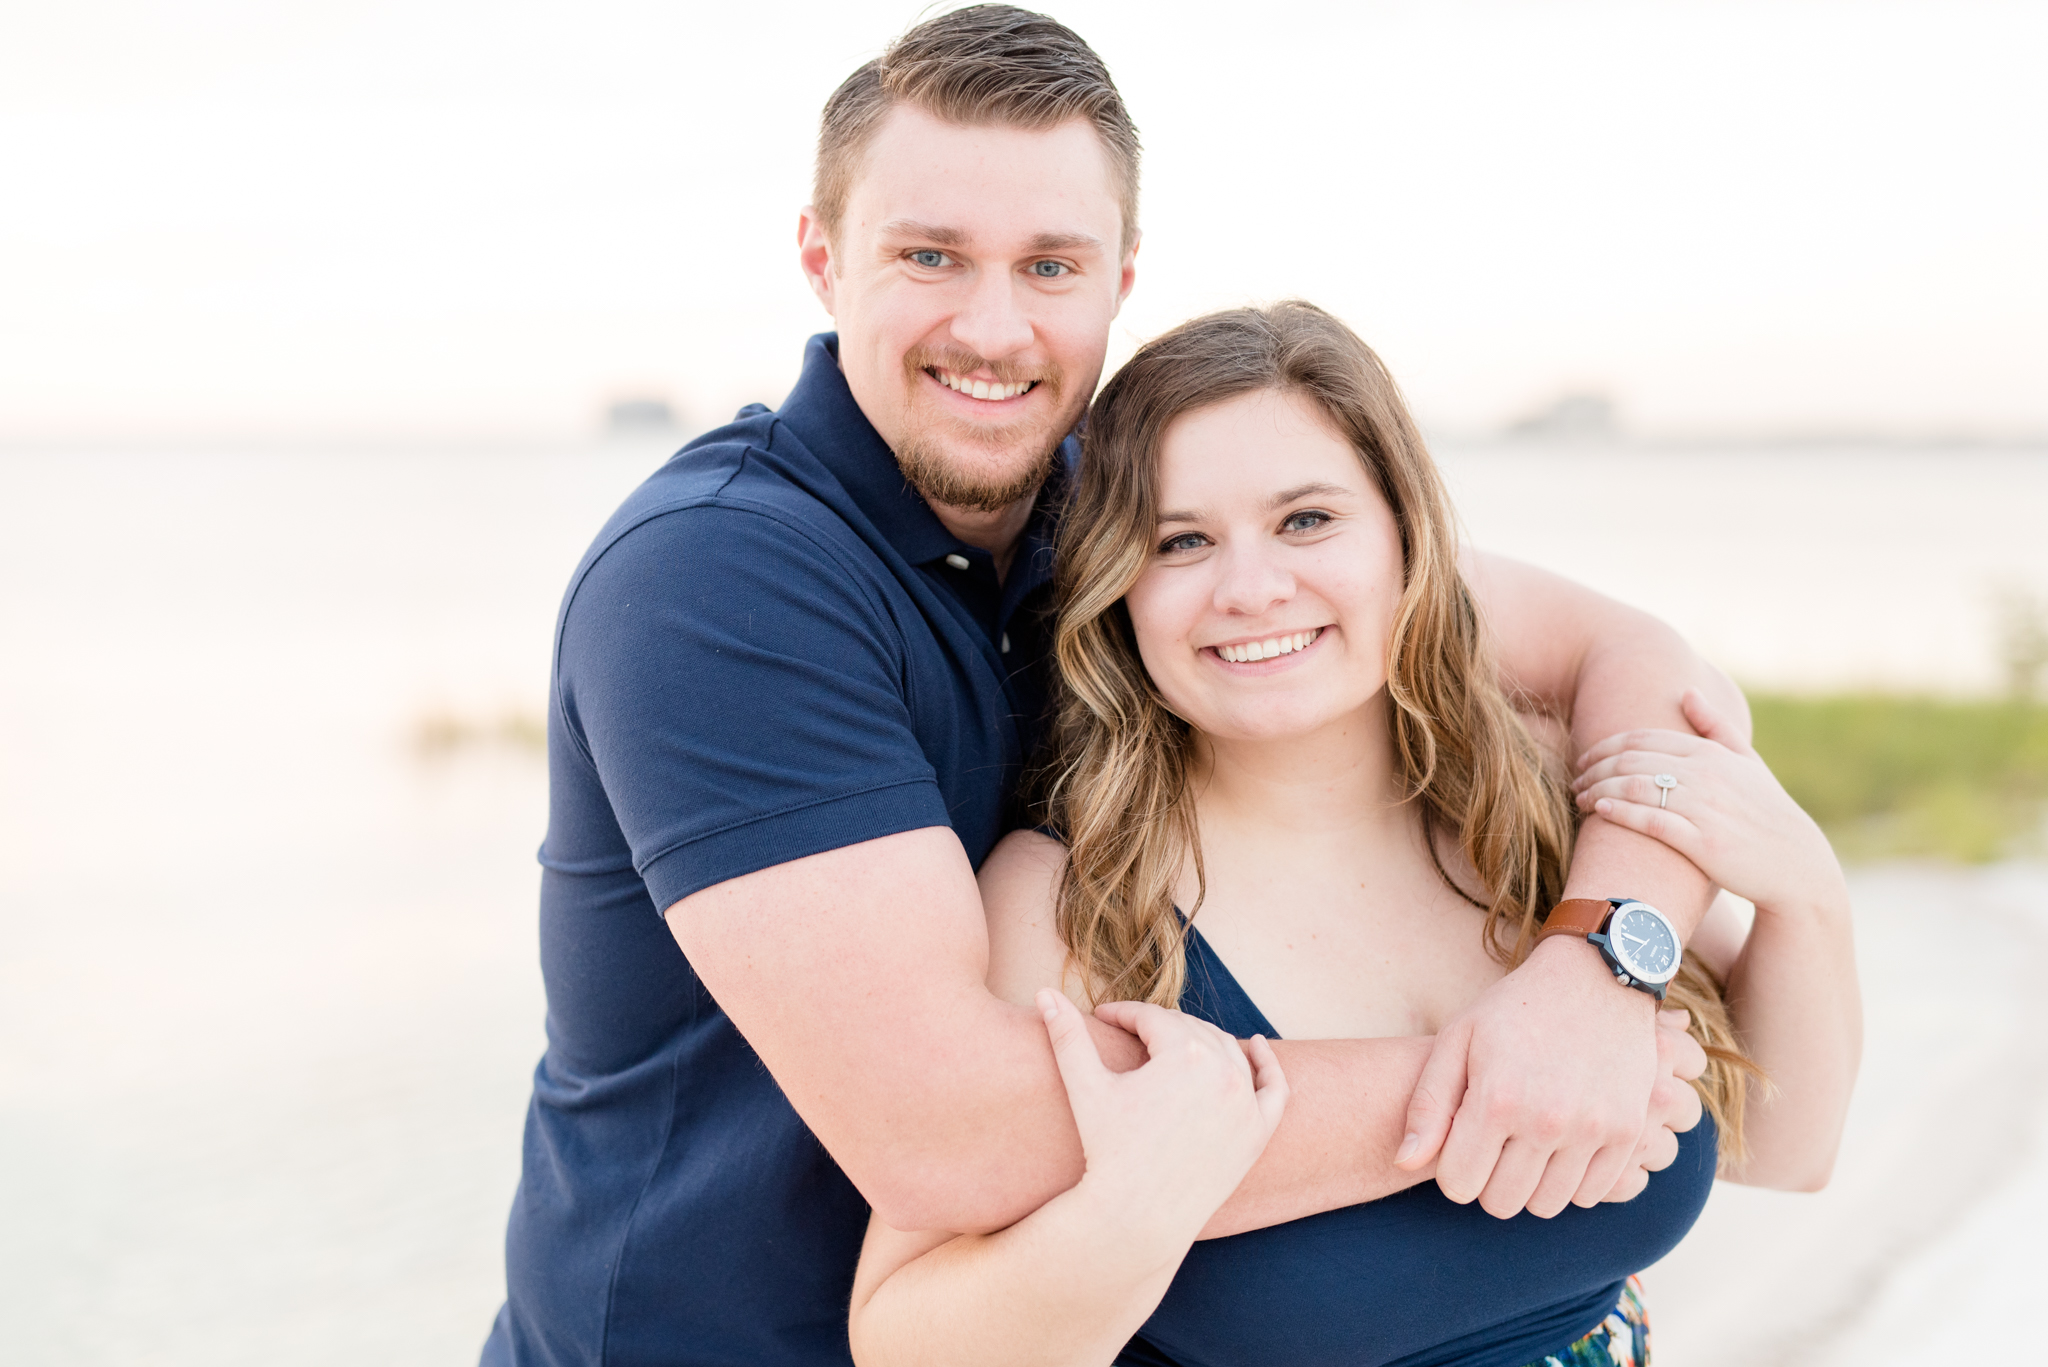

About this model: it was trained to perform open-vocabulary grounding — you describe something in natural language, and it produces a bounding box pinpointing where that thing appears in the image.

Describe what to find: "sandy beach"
[3,441,2045,1361]
[1645,861,2048,1364]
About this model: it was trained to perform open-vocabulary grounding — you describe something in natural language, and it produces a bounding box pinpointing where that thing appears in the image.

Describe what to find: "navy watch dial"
[1586,898,1682,999]
[1611,904,1679,980]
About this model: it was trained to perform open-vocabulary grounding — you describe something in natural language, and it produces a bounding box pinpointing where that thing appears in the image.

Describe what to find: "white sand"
[1644,862,2048,1364]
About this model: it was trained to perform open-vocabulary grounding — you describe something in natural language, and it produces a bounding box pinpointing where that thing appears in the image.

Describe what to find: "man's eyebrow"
[876,219,968,247]
[1027,230,1105,253]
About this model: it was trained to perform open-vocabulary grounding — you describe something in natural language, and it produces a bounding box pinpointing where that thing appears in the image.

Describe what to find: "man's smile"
[924,365,1041,404]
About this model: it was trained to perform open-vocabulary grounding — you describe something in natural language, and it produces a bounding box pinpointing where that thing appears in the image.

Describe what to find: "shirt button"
[1000,632,1011,654]
[944,553,971,571]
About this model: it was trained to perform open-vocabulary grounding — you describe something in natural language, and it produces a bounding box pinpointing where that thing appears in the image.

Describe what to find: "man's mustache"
[904,347,1060,391]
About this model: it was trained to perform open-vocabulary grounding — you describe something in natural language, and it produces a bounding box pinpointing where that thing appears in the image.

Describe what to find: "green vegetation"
[1749,693,2048,863]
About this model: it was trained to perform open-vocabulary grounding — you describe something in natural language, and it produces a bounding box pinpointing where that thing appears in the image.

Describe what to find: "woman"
[846,303,1862,1367]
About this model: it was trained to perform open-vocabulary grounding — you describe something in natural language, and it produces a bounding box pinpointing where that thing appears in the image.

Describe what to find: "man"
[483,8,1743,1365]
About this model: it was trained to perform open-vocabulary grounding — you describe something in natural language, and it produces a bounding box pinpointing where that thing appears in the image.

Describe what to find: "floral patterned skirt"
[1524,1276,1650,1367]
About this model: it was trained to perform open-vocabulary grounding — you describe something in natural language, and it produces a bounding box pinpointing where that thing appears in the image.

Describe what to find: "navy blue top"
[1123,926,1719,1367]
[483,334,1067,1367]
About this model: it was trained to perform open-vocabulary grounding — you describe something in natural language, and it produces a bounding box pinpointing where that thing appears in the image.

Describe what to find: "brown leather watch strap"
[1536,897,1613,945]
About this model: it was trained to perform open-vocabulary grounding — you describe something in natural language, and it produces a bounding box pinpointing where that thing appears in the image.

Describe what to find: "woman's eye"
[1282,510,1333,533]
[1157,532,1207,554]
[909,250,951,269]
[1028,260,1070,278]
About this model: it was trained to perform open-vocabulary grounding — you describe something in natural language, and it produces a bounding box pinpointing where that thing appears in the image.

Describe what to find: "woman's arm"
[848,991,1287,1367]
[1573,688,1864,1190]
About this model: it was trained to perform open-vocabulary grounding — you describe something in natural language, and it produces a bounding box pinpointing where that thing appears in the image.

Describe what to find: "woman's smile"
[1207,626,1327,667]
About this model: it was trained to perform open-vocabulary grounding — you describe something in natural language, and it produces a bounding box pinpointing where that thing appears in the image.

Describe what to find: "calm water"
[2,438,2045,1363]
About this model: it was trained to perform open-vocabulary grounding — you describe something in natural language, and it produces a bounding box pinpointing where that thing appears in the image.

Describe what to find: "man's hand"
[1596,1009,1707,1205]
[1396,938,1683,1219]
[1441,550,1741,1217]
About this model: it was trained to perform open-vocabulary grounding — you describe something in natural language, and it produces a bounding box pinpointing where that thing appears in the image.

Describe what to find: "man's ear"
[1111,229,1141,319]
[798,208,837,317]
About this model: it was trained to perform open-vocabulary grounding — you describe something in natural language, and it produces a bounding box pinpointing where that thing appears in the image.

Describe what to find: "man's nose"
[1211,541,1294,616]
[949,267,1035,364]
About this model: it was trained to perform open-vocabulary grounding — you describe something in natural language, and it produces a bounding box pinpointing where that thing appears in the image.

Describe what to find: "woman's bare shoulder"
[976,829,1075,1007]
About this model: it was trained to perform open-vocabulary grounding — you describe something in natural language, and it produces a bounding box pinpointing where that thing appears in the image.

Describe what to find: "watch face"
[1610,903,1680,982]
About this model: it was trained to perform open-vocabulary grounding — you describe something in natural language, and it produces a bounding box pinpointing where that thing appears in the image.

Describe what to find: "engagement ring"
[1654,773,1678,808]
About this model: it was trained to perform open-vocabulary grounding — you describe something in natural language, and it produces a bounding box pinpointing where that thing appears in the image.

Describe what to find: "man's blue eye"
[910,251,947,268]
[1030,261,1069,278]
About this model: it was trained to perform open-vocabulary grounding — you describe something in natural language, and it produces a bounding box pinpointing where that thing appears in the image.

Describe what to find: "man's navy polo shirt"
[482,333,1066,1367]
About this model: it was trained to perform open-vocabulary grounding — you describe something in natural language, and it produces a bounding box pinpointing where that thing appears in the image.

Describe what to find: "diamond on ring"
[1654,773,1678,808]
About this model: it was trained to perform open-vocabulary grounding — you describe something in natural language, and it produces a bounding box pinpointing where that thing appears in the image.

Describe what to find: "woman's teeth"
[1216,629,1322,664]
[931,368,1036,401]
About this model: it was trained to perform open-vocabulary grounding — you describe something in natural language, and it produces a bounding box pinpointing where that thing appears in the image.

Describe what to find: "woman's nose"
[1210,541,1293,616]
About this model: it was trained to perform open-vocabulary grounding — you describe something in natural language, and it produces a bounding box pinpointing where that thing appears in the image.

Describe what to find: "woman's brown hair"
[1037,300,1755,1162]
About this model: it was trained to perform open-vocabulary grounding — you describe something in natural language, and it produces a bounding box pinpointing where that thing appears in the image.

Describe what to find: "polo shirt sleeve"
[555,499,952,914]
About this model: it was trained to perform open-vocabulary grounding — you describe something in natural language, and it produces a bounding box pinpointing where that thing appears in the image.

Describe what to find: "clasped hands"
[1042,963,1705,1231]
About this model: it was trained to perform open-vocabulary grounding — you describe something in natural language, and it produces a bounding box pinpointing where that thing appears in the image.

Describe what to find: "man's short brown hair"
[813,5,1141,254]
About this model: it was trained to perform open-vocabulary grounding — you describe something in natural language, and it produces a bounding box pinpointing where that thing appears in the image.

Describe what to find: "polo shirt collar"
[775,333,1072,589]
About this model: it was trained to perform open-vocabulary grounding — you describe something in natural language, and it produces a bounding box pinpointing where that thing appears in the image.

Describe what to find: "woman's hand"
[847,997,1285,1367]
[1570,687,1847,918]
[1038,990,1288,1252]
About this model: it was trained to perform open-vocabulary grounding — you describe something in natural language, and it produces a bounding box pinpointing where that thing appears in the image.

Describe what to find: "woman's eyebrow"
[1266,481,1350,509]
[1156,482,1351,525]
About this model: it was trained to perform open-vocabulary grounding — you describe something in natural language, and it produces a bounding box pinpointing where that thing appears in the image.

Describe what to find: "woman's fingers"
[1680,686,1751,755]
[1245,1034,1290,1129]
[1575,770,1701,812]
[1095,999,1242,1070]
[1587,795,1704,862]
[1574,725,1711,774]
[1037,989,1110,1102]
[1094,998,1266,1112]
[1572,744,1714,793]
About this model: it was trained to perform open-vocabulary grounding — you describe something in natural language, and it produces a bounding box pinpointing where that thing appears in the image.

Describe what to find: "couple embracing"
[485,8,1861,1367]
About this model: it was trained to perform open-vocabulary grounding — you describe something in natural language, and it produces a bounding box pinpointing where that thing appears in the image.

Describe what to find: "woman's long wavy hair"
[1038,301,1754,1161]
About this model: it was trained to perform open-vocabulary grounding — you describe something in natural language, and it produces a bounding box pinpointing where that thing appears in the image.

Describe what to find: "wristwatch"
[1536,897,1682,1000]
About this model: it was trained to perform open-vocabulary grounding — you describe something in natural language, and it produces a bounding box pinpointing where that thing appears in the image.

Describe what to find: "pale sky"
[3,0,2043,442]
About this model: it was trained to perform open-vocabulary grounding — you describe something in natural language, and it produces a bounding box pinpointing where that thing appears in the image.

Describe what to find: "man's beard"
[895,346,1071,514]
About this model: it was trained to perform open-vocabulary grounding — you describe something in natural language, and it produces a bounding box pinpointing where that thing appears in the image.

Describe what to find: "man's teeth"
[933,369,1037,401]
[1216,629,1322,664]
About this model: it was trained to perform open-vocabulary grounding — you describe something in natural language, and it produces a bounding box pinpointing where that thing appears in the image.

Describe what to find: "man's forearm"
[907,1032,1434,1239]
[1200,1036,1435,1237]
[913,1032,1441,1237]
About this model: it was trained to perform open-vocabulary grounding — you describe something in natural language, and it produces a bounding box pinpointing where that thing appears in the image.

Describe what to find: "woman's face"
[1123,387,1406,746]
